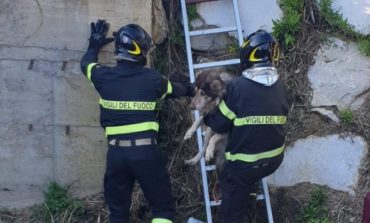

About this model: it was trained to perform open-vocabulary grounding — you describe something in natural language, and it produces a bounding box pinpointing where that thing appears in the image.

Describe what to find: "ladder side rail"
[232,0,244,46]
[262,177,274,223]
[180,0,196,83]
[180,1,213,222]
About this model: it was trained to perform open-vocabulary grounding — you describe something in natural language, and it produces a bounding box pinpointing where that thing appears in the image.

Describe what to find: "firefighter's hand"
[88,19,114,50]
[186,83,195,97]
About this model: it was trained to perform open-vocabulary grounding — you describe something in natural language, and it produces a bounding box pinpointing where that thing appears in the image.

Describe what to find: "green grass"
[187,4,199,23]
[272,0,304,48]
[339,109,354,125]
[32,182,84,223]
[318,0,358,37]
[298,188,330,223]
[318,0,370,57]
[358,38,370,56]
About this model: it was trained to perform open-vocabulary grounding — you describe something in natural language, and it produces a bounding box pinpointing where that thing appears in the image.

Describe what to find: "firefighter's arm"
[159,78,195,99]
[80,49,99,77]
[204,83,235,134]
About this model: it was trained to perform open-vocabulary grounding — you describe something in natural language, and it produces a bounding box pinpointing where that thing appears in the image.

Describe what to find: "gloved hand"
[88,19,114,50]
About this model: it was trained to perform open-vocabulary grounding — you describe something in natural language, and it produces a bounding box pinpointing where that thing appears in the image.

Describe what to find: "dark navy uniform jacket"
[80,48,190,140]
[204,67,289,166]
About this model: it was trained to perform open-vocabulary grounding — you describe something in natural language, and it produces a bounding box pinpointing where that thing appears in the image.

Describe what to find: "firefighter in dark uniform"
[204,30,289,223]
[80,20,194,223]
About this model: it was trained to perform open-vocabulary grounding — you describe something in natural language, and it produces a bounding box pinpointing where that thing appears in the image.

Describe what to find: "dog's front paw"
[184,129,195,140]
[184,158,198,165]
[205,150,214,162]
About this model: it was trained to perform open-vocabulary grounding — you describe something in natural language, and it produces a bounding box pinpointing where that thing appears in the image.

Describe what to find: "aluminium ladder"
[180,1,274,223]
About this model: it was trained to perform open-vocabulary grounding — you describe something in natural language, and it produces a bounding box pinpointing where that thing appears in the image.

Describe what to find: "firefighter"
[204,30,289,223]
[80,20,194,223]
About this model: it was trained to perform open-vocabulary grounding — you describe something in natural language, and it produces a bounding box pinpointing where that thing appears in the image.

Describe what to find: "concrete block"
[0,124,53,208]
[0,0,152,51]
[54,126,107,198]
[0,60,53,125]
[54,62,100,126]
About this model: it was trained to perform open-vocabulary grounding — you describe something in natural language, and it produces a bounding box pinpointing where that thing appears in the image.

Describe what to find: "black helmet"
[240,30,279,71]
[114,24,154,65]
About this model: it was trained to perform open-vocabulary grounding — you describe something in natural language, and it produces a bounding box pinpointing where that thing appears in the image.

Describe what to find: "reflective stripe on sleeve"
[234,115,287,126]
[151,218,173,223]
[86,63,98,81]
[160,81,173,100]
[105,122,159,136]
[218,100,236,120]
[225,145,284,163]
[99,98,156,111]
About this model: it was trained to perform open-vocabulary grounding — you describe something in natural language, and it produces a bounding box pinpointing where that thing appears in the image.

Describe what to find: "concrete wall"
[0,0,152,208]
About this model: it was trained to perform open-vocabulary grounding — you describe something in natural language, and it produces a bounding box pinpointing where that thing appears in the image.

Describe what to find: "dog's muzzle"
[108,138,157,147]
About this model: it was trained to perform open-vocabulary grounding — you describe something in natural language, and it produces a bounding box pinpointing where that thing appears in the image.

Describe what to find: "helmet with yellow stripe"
[240,30,279,71]
[114,24,154,65]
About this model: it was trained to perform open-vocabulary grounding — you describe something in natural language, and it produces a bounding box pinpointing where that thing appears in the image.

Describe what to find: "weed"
[339,109,354,125]
[169,25,185,48]
[187,4,199,23]
[318,0,370,57]
[32,182,84,223]
[297,188,330,223]
[272,0,304,48]
[358,37,370,56]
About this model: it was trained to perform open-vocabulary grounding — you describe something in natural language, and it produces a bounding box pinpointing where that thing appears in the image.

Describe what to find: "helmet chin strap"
[115,55,147,66]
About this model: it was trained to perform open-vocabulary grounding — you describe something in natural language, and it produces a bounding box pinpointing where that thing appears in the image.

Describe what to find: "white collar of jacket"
[242,66,279,86]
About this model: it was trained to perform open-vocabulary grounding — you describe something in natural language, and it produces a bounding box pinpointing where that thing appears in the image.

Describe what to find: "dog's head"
[190,70,227,112]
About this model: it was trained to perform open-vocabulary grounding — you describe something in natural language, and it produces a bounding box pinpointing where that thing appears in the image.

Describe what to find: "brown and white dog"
[184,69,233,167]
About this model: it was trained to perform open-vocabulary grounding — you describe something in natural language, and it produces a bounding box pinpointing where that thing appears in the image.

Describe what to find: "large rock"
[308,38,370,110]
[197,0,282,37]
[332,0,370,35]
[190,24,235,51]
[152,0,168,44]
[269,135,367,194]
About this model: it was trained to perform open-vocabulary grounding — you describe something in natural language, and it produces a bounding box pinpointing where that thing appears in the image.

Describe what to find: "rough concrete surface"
[0,60,53,126]
[54,126,106,198]
[0,124,53,208]
[197,0,282,37]
[268,135,368,194]
[0,0,152,208]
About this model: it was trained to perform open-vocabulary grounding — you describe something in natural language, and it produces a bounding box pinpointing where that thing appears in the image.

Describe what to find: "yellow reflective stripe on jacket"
[225,145,284,163]
[105,122,159,136]
[234,115,287,126]
[160,81,173,100]
[87,63,98,81]
[152,218,173,223]
[218,100,236,120]
[99,98,156,111]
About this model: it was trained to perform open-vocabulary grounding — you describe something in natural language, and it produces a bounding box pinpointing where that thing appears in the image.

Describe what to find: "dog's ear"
[210,79,226,97]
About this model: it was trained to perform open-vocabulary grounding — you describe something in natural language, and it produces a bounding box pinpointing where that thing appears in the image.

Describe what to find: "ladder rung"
[210,200,221,206]
[190,26,238,36]
[193,59,240,69]
[186,0,218,3]
[205,165,216,171]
